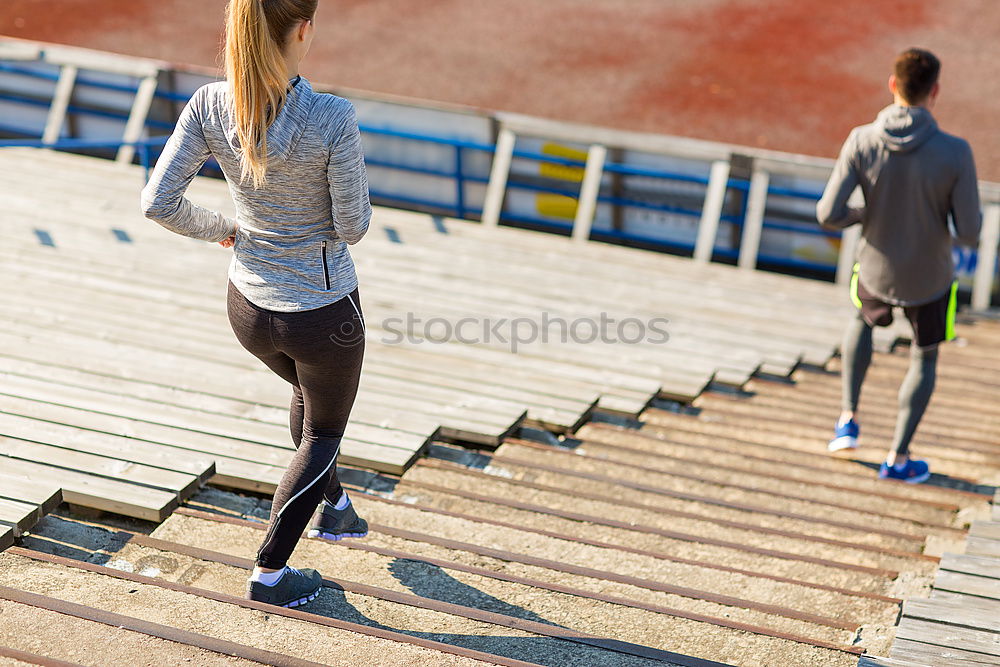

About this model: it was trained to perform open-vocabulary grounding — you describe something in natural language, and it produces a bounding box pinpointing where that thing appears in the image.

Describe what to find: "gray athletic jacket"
[140,75,371,311]
[816,103,981,306]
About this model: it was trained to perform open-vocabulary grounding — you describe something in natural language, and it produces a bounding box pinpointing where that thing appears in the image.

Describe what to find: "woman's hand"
[218,221,238,248]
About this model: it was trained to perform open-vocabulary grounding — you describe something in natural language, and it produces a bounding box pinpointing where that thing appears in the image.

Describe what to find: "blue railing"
[0,60,840,275]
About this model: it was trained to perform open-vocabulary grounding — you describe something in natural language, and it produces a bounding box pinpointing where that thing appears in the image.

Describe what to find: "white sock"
[250,566,286,586]
[326,491,350,510]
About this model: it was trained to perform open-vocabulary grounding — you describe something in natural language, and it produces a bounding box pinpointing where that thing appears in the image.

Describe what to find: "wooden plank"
[0,498,39,536]
[0,436,201,501]
[0,457,176,522]
[970,521,1000,541]
[934,569,1000,601]
[0,373,419,482]
[0,309,519,442]
[967,536,1000,560]
[0,210,836,370]
[0,409,216,485]
[1,224,847,360]
[0,349,441,448]
[890,638,1000,666]
[0,525,12,551]
[894,617,1000,657]
[904,597,1000,633]
[0,349,440,443]
[1,237,788,394]
[0,287,499,440]
[0,473,62,515]
[940,552,1000,580]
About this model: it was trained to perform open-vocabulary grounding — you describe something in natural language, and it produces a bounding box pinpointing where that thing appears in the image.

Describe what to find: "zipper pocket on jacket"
[321,240,331,290]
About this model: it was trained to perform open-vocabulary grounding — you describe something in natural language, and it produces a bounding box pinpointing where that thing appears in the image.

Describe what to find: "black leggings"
[226,279,365,569]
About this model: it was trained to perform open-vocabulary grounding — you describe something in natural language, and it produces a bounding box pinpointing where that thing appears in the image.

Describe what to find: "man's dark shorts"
[851,265,957,347]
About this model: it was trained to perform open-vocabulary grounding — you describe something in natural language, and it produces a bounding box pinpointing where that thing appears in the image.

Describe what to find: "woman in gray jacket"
[140,0,372,609]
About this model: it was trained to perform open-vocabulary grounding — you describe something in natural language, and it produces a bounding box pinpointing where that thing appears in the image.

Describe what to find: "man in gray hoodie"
[816,48,981,483]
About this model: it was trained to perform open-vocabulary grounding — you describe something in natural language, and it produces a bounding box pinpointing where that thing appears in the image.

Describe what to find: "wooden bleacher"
[0,146,872,512]
[1,146,997,666]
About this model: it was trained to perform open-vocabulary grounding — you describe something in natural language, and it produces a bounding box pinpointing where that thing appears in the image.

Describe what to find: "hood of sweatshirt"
[874,103,939,153]
[224,75,315,163]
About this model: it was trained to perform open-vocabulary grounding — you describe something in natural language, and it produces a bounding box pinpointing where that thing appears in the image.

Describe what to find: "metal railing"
[2,46,998,309]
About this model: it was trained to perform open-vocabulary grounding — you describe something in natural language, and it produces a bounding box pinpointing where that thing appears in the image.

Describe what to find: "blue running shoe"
[828,419,859,452]
[878,459,931,484]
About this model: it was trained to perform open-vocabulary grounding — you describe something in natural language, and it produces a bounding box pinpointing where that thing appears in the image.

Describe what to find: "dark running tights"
[226,280,365,569]
[841,312,938,457]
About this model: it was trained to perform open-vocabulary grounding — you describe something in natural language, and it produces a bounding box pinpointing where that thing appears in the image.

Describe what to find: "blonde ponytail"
[224,0,317,189]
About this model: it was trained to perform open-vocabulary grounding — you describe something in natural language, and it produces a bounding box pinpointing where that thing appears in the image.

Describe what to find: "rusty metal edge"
[0,580,324,667]
[2,547,540,667]
[117,531,734,666]
[419,451,933,561]
[173,506,865,655]
[0,643,84,667]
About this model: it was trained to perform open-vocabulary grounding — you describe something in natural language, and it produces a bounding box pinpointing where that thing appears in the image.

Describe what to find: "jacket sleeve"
[816,128,865,230]
[327,103,372,245]
[140,86,237,243]
[950,139,982,248]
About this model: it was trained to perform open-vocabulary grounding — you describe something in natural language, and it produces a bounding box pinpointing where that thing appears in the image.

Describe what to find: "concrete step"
[337,487,889,630]
[574,422,987,512]
[18,512,708,667]
[494,439,956,539]
[694,393,1000,454]
[0,595,268,667]
[407,451,934,577]
[638,408,1000,481]
[573,422,979,512]
[0,546,529,667]
[135,500,862,666]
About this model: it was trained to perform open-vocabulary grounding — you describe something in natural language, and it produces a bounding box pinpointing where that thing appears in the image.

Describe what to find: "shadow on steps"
[19,512,682,667]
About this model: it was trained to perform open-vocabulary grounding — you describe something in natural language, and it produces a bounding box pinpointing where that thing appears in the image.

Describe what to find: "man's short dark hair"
[894,48,941,104]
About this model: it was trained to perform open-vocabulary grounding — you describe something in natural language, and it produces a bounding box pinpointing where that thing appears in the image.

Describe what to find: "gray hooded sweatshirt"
[816,103,981,306]
[140,75,371,312]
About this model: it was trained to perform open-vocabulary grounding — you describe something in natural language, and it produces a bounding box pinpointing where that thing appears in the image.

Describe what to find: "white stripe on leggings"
[257,440,341,557]
[346,293,365,334]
